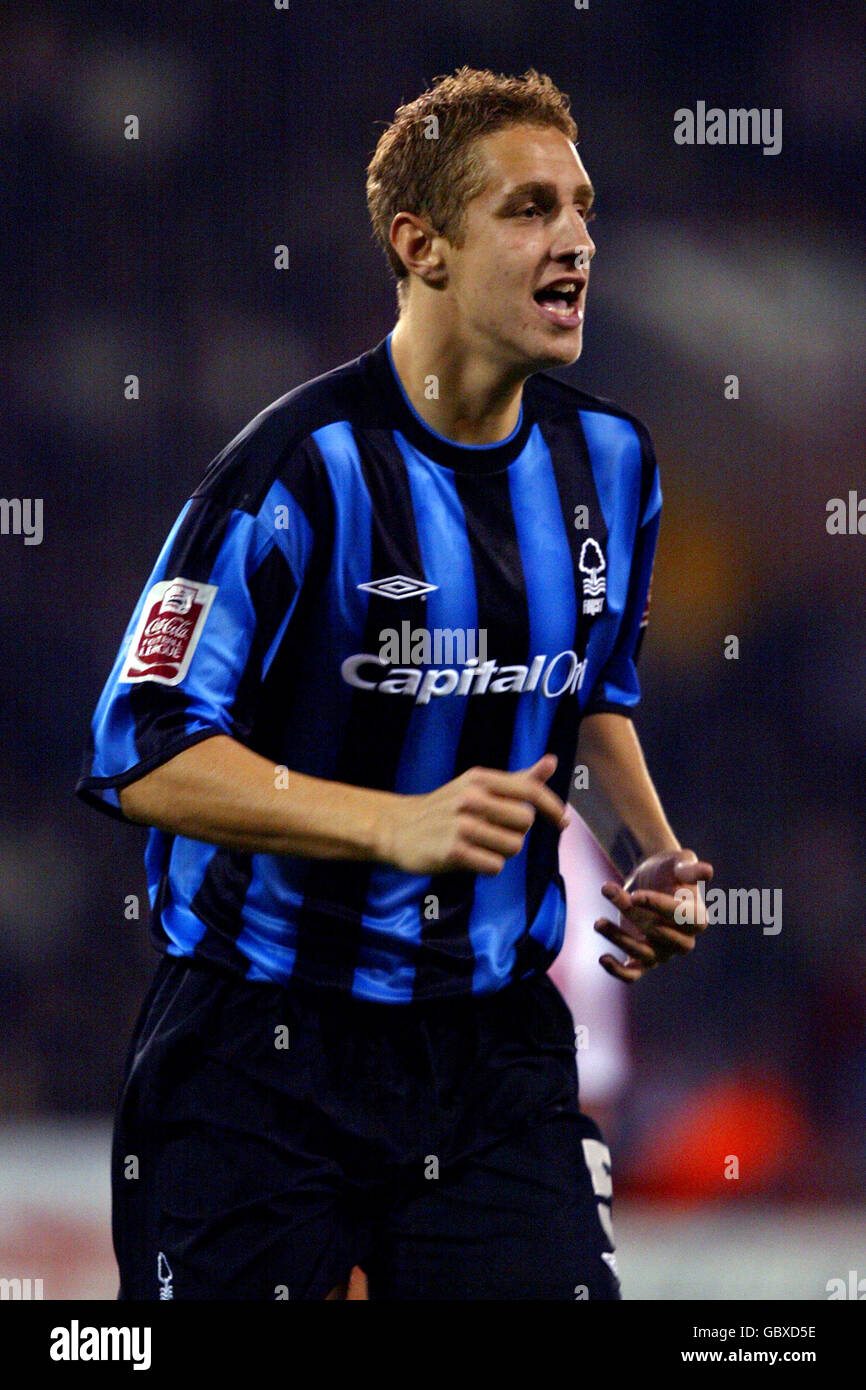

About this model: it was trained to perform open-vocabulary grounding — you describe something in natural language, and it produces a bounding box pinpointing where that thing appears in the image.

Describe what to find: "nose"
[551,205,595,266]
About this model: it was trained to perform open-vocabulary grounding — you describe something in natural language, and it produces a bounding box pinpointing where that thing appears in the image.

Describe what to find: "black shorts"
[112,954,620,1301]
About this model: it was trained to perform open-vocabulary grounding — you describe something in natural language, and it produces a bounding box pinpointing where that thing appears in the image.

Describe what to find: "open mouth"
[533,278,584,326]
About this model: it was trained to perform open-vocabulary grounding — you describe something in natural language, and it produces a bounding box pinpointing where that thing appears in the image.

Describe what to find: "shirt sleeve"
[75,472,317,822]
[581,424,662,720]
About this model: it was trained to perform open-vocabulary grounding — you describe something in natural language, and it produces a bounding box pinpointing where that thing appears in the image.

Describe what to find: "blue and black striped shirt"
[76,332,661,1002]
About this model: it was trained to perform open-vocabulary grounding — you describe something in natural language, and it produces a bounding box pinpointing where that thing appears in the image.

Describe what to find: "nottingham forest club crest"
[579,538,606,616]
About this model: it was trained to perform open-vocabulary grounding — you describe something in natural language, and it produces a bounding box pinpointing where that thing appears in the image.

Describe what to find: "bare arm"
[569,711,680,876]
[118,734,397,861]
[118,734,568,876]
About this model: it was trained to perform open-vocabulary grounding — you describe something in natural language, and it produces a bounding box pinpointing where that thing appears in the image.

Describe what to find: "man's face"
[442,124,596,369]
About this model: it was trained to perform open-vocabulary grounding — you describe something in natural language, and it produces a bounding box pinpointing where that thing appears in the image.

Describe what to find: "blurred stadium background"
[1,1,864,1298]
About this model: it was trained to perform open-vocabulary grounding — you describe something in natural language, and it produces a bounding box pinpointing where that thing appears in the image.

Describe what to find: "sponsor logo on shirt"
[341,650,587,705]
[119,578,218,686]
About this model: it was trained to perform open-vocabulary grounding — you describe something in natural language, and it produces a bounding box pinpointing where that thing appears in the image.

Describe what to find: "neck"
[389,307,528,446]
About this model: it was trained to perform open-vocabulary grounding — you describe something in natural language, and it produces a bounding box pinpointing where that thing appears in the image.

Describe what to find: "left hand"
[594,848,713,983]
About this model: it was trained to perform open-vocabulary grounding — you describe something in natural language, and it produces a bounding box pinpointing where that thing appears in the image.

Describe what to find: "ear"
[389,212,447,288]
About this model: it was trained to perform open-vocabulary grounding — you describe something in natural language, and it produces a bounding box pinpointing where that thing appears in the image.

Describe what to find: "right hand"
[379,753,568,877]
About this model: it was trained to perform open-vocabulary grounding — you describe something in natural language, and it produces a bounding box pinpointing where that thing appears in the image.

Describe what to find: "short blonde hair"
[365,66,579,312]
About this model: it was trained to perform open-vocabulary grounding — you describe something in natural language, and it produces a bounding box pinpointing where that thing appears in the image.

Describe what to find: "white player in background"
[550,812,632,1143]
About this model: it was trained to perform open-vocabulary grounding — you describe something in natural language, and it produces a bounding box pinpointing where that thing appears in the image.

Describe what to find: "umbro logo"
[357,574,438,600]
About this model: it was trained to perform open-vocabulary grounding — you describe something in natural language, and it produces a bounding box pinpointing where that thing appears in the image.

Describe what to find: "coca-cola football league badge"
[120,578,219,686]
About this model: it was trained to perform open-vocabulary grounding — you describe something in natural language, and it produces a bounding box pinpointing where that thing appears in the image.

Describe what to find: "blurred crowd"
[1,1,864,1195]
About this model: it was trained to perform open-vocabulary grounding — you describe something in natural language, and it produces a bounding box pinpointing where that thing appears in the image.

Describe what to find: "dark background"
[2,0,864,1201]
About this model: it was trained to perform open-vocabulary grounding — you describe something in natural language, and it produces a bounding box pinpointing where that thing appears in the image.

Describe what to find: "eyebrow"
[497,179,595,212]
